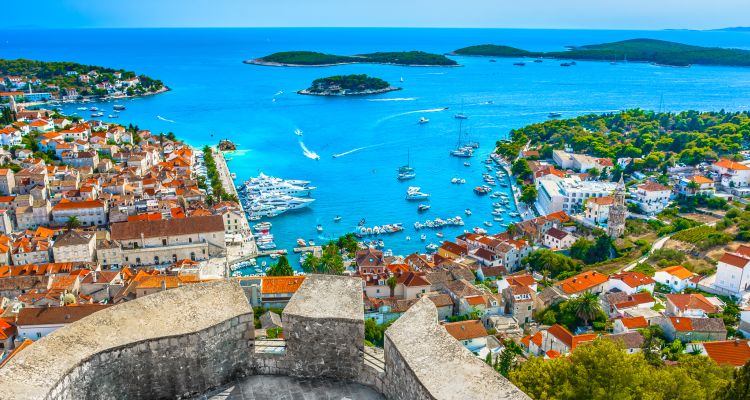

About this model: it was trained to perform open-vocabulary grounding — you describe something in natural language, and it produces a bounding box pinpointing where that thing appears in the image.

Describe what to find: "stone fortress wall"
[0,275,529,400]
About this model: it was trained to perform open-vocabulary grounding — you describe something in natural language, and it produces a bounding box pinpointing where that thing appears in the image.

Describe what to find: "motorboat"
[334,215,342,222]
[426,243,439,252]
[406,186,430,201]
[420,234,427,241]
[398,171,416,181]
[548,112,562,118]
[113,104,126,111]
[296,238,307,247]
[464,162,471,167]
[465,209,472,216]
[316,224,323,233]
[418,117,429,124]
[474,186,490,195]
[484,221,493,227]
[418,204,431,212]
[294,129,303,136]
[513,62,526,66]
[454,113,468,120]
[436,232,444,238]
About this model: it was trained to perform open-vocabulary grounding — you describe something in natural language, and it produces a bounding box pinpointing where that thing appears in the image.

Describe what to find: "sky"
[6,0,750,30]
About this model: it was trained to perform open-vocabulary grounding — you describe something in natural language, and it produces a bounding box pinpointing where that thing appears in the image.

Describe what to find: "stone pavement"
[198,375,384,400]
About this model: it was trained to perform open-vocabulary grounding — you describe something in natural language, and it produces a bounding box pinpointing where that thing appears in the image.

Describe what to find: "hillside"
[298,74,400,96]
[453,39,750,67]
[245,50,458,66]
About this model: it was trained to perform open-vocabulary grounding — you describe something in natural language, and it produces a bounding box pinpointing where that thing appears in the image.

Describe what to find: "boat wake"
[366,97,417,102]
[332,142,386,158]
[298,140,320,160]
[374,107,448,126]
[157,115,176,123]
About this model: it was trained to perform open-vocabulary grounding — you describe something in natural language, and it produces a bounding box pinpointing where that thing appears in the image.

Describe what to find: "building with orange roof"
[665,293,719,317]
[607,271,655,294]
[443,320,488,351]
[234,275,307,309]
[532,324,598,356]
[51,199,108,227]
[633,181,672,215]
[661,316,726,342]
[714,247,750,297]
[556,271,608,296]
[16,304,112,341]
[678,175,715,196]
[691,340,750,367]
[712,158,750,189]
[613,316,649,333]
[654,265,697,293]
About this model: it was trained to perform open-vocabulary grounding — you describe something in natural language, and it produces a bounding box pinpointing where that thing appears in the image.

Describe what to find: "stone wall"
[0,280,254,400]
[382,297,531,400]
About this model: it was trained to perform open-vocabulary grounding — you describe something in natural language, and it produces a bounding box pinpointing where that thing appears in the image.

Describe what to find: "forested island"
[246,50,458,66]
[298,74,400,96]
[0,59,166,101]
[453,39,750,67]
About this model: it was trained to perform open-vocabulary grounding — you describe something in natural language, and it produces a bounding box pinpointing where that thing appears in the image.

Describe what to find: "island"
[0,58,167,103]
[245,50,458,67]
[298,74,400,96]
[452,39,750,67]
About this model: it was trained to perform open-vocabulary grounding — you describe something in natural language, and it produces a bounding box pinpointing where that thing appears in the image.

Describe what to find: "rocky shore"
[297,86,402,96]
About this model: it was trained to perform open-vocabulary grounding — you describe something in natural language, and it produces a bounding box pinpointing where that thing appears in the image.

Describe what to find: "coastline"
[18,86,171,108]
[297,86,402,96]
[243,59,461,68]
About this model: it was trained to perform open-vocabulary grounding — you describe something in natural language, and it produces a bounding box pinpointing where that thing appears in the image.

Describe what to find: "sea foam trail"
[157,115,176,123]
[374,107,449,125]
[332,142,386,158]
[298,140,320,160]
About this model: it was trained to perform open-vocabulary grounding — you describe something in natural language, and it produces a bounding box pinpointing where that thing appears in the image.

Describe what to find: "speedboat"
[513,62,526,66]
[548,112,562,118]
[463,162,471,167]
[77,106,87,111]
[418,204,431,212]
[296,238,307,247]
[418,117,429,124]
[294,129,303,136]
[406,187,430,201]
[420,234,427,241]
[436,232,444,238]
[484,221,493,227]
[113,104,126,111]
[90,107,98,111]
[316,224,323,233]
[465,209,472,216]
[334,215,342,222]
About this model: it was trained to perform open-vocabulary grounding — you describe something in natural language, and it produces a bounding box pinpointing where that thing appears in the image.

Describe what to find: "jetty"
[293,246,323,257]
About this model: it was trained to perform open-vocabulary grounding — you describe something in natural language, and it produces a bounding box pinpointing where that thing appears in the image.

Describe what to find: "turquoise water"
[2,28,750,263]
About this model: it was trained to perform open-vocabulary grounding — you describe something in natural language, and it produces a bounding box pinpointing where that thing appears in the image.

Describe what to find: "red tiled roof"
[702,340,750,367]
[557,271,608,294]
[659,265,695,280]
[610,271,655,288]
[714,158,750,171]
[666,293,718,314]
[619,316,648,329]
[720,252,750,269]
[444,319,488,341]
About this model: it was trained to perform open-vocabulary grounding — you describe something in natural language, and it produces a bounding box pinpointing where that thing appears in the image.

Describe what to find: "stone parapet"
[382,297,531,400]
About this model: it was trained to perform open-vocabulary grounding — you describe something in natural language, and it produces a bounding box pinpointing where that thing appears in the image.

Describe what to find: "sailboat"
[397,148,416,180]
[450,119,473,158]
[454,99,468,120]
[400,77,404,83]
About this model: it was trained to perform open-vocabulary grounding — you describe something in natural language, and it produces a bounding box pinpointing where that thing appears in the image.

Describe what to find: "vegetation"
[202,145,239,204]
[671,225,733,250]
[364,318,393,347]
[65,216,81,230]
[495,109,748,174]
[266,255,294,276]
[523,249,582,280]
[454,39,750,67]
[303,74,393,95]
[300,240,346,275]
[255,50,457,66]
[485,340,524,377]
[520,184,538,206]
[509,339,734,400]
[721,361,750,400]
[537,294,607,332]
[570,235,612,264]
[0,58,164,98]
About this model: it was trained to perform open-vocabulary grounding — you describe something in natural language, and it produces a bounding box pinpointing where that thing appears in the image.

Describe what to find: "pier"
[293,246,323,257]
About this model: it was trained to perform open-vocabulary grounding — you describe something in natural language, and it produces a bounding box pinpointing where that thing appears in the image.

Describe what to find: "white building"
[712,159,750,189]
[584,196,613,225]
[714,246,750,296]
[537,176,617,215]
[654,265,697,293]
[607,271,656,295]
[16,305,111,341]
[631,182,671,215]
[52,230,96,263]
[51,199,108,227]
[542,227,577,250]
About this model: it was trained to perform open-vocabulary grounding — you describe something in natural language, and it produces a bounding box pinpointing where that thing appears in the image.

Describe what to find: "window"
[162,239,167,246]
[36,332,42,339]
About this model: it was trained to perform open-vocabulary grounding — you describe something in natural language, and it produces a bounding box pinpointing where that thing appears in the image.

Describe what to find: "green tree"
[721,360,750,400]
[267,255,293,276]
[512,158,533,180]
[520,184,538,206]
[571,291,602,327]
[387,276,397,298]
[65,216,81,230]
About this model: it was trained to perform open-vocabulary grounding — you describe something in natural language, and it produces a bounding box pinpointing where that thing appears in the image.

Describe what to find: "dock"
[293,246,323,257]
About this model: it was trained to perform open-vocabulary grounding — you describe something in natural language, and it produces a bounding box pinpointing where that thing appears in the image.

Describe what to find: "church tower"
[608,175,626,238]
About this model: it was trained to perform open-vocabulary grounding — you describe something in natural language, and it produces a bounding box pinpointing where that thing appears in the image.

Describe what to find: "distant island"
[452,39,750,67]
[0,59,166,102]
[245,50,458,67]
[298,74,400,96]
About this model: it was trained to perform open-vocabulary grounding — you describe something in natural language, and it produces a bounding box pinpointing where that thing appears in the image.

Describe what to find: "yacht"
[397,148,415,174]
[405,186,430,201]
[418,117,429,124]
[252,194,315,211]
[294,129,303,136]
[465,209,472,216]
[113,104,126,111]
[454,113,468,120]
[450,119,474,158]
[397,171,416,181]
[90,106,98,111]
[77,106,87,111]
[418,204,431,212]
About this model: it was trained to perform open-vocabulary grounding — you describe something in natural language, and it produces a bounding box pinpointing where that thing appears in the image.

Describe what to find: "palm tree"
[686,180,699,194]
[65,216,81,231]
[572,291,601,328]
[386,276,397,298]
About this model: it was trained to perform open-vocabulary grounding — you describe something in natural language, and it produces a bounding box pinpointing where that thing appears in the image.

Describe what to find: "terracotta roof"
[638,182,671,192]
[619,316,648,329]
[736,245,750,258]
[669,317,725,332]
[659,265,695,280]
[545,350,561,359]
[608,292,655,309]
[714,158,750,171]
[702,340,750,367]
[666,293,718,314]
[443,319,488,341]
[356,248,384,267]
[261,276,305,295]
[605,332,644,349]
[427,294,453,308]
[440,241,468,256]
[397,271,431,287]
[557,271,608,294]
[507,274,536,288]
[610,271,655,288]
[547,324,574,348]
[52,199,105,211]
[719,252,750,269]
[111,215,224,240]
[465,295,487,306]
[16,304,111,326]
[588,196,614,206]
[688,175,713,184]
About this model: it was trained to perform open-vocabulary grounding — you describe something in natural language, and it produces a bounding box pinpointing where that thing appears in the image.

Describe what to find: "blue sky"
[7,0,750,30]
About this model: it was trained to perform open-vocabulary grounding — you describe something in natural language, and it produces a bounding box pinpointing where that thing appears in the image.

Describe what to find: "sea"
[2,28,750,269]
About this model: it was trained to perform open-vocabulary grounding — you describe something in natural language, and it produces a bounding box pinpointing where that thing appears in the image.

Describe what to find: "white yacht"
[405,186,430,201]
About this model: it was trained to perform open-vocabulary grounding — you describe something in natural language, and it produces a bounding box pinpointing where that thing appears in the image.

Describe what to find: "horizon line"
[2,26,744,31]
